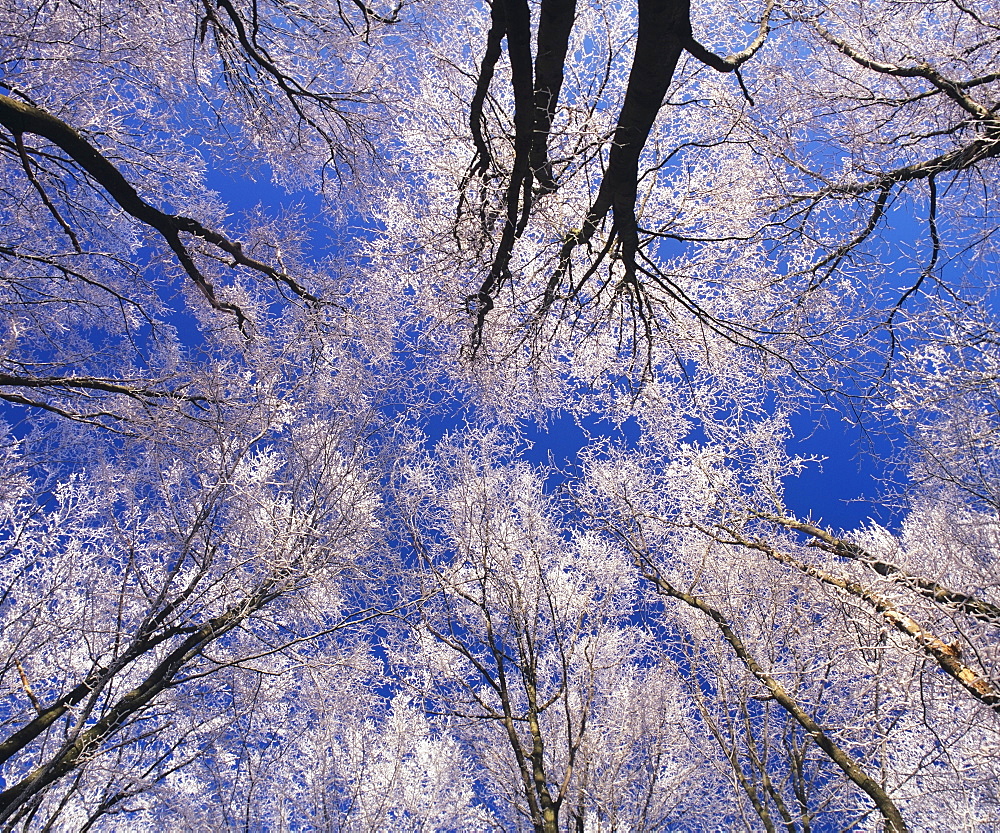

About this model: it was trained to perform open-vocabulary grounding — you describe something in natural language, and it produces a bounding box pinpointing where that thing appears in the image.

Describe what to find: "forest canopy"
[1,0,999,830]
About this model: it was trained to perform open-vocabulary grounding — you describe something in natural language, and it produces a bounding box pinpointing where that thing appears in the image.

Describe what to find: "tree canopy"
[1,0,999,830]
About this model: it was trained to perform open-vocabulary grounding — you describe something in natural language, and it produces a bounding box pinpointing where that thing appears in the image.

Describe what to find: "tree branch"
[720,528,1000,715]
[0,94,319,334]
[758,513,1000,625]
[631,546,909,833]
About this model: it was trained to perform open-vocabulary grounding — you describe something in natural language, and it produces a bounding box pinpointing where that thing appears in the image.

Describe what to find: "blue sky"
[0,146,909,538]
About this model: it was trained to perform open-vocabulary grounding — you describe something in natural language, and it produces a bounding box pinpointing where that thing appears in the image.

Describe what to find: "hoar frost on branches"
[1,0,1000,830]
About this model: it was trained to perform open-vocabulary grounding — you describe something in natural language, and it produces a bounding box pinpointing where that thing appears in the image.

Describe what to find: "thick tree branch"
[685,0,773,103]
[0,94,319,333]
[759,513,1000,625]
[0,374,210,405]
[467,0,538,354]
[530,0,578,192]
[0,625,196,772]
[719,529,1000,715]
[630,547,908,833]
[0,573,292,823]
[821,132,1000,196]
[469,0,507,177]
[588,0,691,276]
[809,23,993,120]
[540,0,692,317]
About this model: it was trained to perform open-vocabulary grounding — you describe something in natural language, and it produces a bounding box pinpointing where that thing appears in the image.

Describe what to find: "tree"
[394,432,735,830]
[1,3,403,823]
[0,393,385,828]
[1,0,396,428]
[2,0,1000,829]
[569,427,1000,831]
[375,0,1000,395]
